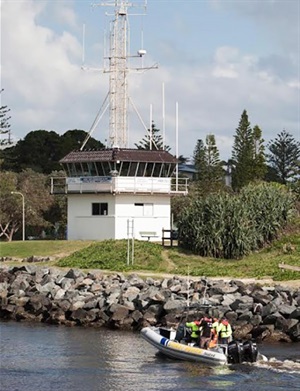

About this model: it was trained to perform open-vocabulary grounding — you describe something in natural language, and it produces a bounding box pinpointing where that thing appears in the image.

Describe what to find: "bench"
[278,263,300,272]
[139,231,159,241]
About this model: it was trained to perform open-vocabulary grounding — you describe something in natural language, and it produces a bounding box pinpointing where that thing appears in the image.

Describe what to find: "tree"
[0,130,62,173]
[178,155,188,164]
[0,129,105,174]
[0,91,13,146]
[231,110,253,190]
[44,170,67,239]
[134,122,170,151]
[0,171,18,241]
[252,125,267,180]
[60,129,105,156]
[193,134,224,194]
[231,110,266,190]
[267,130,300,184]
[193,139,206,181]
[0,169,54,241]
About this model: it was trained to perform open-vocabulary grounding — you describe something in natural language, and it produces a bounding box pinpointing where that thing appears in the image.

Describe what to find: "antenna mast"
[89,0,147,149]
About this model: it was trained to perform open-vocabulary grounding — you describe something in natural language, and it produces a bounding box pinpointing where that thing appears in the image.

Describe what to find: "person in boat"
[217,317,232,344]
[198,315,214,349]
[208,317,219,348]
[185,320,201,344]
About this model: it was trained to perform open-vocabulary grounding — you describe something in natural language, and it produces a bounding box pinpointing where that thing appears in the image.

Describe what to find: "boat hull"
[141,326,227,366]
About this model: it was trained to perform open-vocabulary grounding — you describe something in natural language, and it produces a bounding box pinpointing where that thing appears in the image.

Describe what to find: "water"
[0,321,299,391]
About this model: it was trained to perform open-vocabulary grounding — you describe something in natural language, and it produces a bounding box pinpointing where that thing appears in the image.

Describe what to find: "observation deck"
[51,148,188,195]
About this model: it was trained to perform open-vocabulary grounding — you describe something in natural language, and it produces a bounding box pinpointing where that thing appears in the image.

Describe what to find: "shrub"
[177,182,296,259]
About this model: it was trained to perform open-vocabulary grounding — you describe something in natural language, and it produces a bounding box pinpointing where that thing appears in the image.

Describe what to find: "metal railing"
[50,176,189,195]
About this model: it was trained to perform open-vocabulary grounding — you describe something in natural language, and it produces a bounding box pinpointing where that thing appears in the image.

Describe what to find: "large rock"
[288,322,300,342]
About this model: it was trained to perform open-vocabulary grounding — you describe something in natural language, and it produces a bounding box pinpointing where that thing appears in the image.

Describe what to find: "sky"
[1,0,299,161]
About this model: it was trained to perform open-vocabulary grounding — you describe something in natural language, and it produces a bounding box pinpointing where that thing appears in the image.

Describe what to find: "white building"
[51,148,188,241]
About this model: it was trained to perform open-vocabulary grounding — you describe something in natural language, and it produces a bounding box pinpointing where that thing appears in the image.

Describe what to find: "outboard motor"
[175,324,186,342]
[242,340,258,363]
[227,340,244,364]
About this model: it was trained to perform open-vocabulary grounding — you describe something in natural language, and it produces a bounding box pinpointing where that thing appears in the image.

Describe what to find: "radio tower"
[81,0,149,150]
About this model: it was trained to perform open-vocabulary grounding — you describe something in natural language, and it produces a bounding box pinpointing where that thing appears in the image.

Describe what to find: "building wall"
[67,194,116,240]
[114,194,171,240]
[67,193,171,241]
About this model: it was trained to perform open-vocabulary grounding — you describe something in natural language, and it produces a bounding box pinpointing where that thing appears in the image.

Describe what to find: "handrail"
[50,176,188,195]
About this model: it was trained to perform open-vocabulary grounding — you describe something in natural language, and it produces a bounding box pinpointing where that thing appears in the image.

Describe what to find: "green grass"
[0,240,94,259]
[56,240,166,272]
[0,234,299,281]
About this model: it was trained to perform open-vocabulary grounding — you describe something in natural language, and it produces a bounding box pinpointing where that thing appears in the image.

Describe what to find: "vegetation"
[0,90,13,147]
[0,232,299,281]
[57,240,166,271]
[0,102,12,147]
[134,122,170,151]
[267,130,300,184]
[0,129,105,174]
[193,134,224,194]
[0,240,94,259]
[177,182,296,259]
[231,110,266,190]
[0,169,56,241]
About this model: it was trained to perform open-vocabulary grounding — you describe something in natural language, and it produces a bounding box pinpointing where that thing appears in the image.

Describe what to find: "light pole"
[11,191,25,241]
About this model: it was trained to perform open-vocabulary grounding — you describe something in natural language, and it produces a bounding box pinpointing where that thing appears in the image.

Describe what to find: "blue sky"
[1,0,299,160]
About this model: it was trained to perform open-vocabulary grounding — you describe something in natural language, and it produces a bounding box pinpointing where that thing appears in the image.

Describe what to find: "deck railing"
[50,176,189,195]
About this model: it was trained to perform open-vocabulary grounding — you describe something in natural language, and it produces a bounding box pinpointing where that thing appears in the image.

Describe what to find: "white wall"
[114,194,171,240]
[67,194,115,240]
[66,193,171,241]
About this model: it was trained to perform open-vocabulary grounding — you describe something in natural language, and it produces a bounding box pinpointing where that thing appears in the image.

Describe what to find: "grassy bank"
[0,240,94,259]
[0,233,299,281]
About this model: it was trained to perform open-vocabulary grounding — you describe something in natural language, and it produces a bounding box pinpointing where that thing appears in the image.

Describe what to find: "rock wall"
[0,265,299,343]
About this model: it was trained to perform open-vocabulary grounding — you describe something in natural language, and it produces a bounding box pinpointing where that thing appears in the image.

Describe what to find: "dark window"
[119,161,130,176]
[128,162,138,176]
[92,203,108,216]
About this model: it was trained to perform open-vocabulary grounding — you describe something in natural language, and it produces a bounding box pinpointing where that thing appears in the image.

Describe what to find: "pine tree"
[267,130,300,184]
[252,125,267,180]
[231,110,266,190]
[205,134,223,182]
[134,122,170,151]
[193,134,224,193]
[193,139,206,181]
[0,92,12,146]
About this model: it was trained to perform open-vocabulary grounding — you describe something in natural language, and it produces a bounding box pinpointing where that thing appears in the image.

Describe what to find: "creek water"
[0,321,299,391]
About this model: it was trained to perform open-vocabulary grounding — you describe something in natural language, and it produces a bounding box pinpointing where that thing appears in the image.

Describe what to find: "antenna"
[82,24,86,65]
[80,0,157,150]
[149,103,153,150]
[162,82,165,149]
[175,102,179,191]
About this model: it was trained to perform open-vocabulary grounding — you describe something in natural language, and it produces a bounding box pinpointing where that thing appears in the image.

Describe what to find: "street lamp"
[11,191,25,241]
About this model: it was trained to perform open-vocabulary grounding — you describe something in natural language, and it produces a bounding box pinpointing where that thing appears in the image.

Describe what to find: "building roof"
[178,163,196,174]
[60,148,178,164]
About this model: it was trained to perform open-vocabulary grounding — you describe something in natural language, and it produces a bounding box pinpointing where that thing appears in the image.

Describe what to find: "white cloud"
[52,2,78,29]
[1,0,106,137]
[212,47,240,78]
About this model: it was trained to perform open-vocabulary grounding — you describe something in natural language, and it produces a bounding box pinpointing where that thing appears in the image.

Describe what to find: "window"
[134,203,153,216]
[92,203,108,216]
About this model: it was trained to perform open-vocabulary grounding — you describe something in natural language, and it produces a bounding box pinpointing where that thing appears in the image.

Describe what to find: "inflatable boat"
[141,326,267,366]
